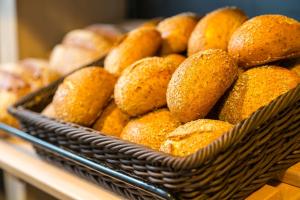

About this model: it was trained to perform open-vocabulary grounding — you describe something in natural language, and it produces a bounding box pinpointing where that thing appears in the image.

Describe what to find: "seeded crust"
[160,119,233,157]
[93,100,130,137]
[114,54,185,117]
[167,49,238,123]
[53,67,117,126]
[219,66,300,124]
[104,27,161,76]
[188,7,247,56]
[121,109,181,150]
[157,12,197,55]
[228,15,300,68]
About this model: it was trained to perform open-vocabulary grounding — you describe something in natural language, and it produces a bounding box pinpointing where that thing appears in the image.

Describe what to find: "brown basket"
[9,66,300,199]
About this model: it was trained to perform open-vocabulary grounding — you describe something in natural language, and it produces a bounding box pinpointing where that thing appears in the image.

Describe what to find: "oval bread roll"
[228,15,300,68]
[160,119,233,157]
[114,54,185,116]
[104,27,161,76]
[167,49,238,123]
[188,7,247,56]
[52,67,116,126]
[219,66,300,124]
[157,13,197,55]
[121,109,181,150]
[93,100,130,137]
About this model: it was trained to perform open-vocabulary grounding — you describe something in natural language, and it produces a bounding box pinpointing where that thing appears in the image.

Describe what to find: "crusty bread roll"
[104,26,161,76]
[93,100,130,137]
[52,67,116,126]
[160,119,233,157]
[85,24,124,44]
[114,54,185,117]
[121,109,181,150]
[219,66,300,124]
[157,13,197,55]
[188,7,247,56]
[167,49,238,123]
[0,71,31,128]
[228,15,300,68]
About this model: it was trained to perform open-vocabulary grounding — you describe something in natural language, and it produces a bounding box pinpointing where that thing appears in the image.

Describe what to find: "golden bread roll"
[188,7,247,56]
[114,54,185,116]
[41,103,56,118]
[121,109,181,150]
[52,67,116,126]
[49,44,102,75]
[157,13,197,55]
[62,29,113,52]
[160,119,233,157]
[85,24,124,44]
[93,100,130,137]
[104,26,161,76]
[167,49,238,123]
[219,66,300,124]
[228,15,300,68]
[0,71,31,128]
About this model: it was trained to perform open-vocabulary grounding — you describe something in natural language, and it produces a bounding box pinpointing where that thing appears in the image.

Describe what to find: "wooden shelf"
[0,137,121,200]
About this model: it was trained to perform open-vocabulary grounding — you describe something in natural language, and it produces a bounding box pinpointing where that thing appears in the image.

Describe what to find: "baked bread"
[104,26,161,76]
[85,24,124,44]
[188,7,247,56]
[121,109,181,150]
[93,100,130,137]
[160,119,233,157]
[157,12,197,55]
[228,15,300,68]
[114,54,185,116]
[219,66,300,124]
[41,103,56,118]
[167,49,238,122]
[52,67,116,126]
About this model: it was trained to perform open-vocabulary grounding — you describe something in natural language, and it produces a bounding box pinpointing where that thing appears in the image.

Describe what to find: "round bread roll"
[93,100,130,137]
[52,67,116,126]
[188,7,247,56]
[121,109,181,150]
[160,119,233,157]
[85,24,124,44]
[49,44,102,75]
[0,71,31,128]
[157,12,197,55]
[167,49,238,123]
[104,26,161,76]
[228,15,300,68]
[114,54,185,116]
[219,66,300,124]
[62,29,113,52]
[41,103,56,118]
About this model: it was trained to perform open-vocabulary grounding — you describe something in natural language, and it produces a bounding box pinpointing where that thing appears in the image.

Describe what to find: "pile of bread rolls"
[41,7,300,157]
[0,24,123,135]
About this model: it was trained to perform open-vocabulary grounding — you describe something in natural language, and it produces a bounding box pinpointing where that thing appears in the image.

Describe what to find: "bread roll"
[0,71,31,128]
[85,24,124,44]
[104,27,161,76]
[114,54,185,116]
[41,103,56,118]
[219,66,300,124]
[160,119,233,157]
[188,7,247,56]
[167,49,238,123]
[228,15,300,68]
[93,100,129,137]
[49,44,101,75]
[52,67,116,126]
[121,109,180,150]
[157,13,197,55]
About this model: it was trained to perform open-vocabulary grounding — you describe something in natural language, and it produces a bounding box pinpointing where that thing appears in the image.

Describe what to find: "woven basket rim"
[9,74,300,170]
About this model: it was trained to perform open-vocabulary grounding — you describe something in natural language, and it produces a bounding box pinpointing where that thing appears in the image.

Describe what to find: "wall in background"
[128,0,300,20]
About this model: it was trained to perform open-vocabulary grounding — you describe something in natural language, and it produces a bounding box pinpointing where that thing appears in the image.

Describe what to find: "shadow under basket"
[8,76,300,199]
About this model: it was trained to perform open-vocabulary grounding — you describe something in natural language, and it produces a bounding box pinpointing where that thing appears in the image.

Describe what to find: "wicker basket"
[8,66,300,199]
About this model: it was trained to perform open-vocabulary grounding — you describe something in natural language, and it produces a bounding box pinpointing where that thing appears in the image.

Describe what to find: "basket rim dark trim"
[0,123,175,200]
[9,74,300,170]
